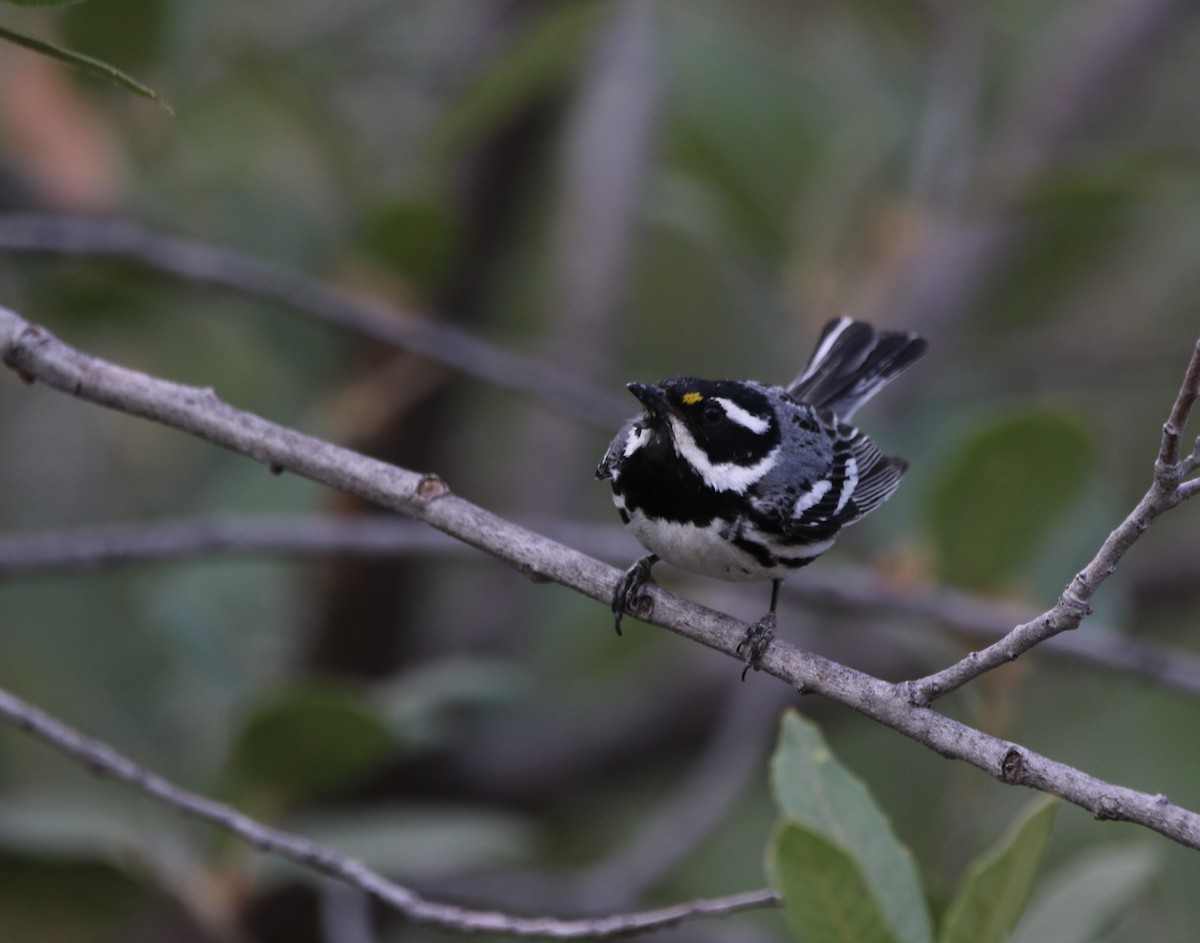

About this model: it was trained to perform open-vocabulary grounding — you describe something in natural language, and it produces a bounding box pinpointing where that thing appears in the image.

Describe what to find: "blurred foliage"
[929,412,1094,591]
[769,711,931,943]
[0,0,1199,941]
[226,685,396,807]
[937,798,1057,943]
[767,713,1077,943]
[1011,843,1161,943]
[770,711,931,943]
[771,826,898,943]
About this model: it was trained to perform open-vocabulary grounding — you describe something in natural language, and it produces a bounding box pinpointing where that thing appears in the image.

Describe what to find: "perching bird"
[596,318,926,675]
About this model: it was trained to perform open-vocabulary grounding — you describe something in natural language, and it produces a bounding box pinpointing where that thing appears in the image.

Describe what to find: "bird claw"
[612,555,657,635]
[737,612,776,680]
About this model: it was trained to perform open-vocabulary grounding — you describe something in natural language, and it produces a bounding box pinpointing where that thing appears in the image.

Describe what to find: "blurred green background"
[1,0,1199,940]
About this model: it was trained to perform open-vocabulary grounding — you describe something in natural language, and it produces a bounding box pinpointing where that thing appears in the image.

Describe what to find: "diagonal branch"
[0,213,628,427]
[0,683,778,938]
[4,304,1200,857]
[7,515,1200,701]
[907,336,1200,706]
[790,565,1200,700]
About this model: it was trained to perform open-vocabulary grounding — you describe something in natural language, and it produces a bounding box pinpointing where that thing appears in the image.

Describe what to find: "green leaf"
[0,25,171,111]
[770,711,932,943]
[768,822,900,943]
[1010,843,1160,943]
[227,686,394,804]
[928,412,1093,590]
[1,0,90,6]
[938,797,1058,943]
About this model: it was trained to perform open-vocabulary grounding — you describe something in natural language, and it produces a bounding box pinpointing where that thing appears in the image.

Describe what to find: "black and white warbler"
[596,318,926,675]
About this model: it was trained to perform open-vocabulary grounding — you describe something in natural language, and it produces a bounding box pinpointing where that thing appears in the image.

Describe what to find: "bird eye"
[702,402,724,425]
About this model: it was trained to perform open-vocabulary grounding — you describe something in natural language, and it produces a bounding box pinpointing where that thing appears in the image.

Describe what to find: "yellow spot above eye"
[681,391,703,405]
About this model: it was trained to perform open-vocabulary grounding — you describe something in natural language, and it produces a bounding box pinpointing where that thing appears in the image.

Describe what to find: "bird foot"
[736,612,776,680]
[612,555,657,635]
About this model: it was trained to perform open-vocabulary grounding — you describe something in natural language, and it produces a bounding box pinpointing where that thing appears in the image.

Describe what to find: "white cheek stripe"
[834,456,858,515]
[623,425,650,459]
[669,417,779,492]
[793,479,831,516]
[713,397,770,434]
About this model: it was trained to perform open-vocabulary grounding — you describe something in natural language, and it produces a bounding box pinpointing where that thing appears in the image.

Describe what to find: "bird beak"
[627,382,669,415]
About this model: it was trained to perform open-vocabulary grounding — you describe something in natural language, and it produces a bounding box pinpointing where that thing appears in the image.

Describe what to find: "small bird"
[596,318,926,675]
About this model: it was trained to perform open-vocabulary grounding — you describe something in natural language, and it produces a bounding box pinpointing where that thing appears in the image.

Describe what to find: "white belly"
[623,508,822,582]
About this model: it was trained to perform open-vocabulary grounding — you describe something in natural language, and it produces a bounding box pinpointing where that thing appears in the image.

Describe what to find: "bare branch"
[0,213,628,427]
[1159,337,1200,469]
[0,514,462,575]
[8,515,1200,702]
[4,305,1200,854]
[790,566,1200,700]
[0,682,778,938]
[908,335,1200,705]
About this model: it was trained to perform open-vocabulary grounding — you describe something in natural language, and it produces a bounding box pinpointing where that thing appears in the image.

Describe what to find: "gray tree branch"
[3,306,1200,870]
[0,212,627,427]
[907,337,1200,705]
[0,683,778,938]
[6,515,1200,700]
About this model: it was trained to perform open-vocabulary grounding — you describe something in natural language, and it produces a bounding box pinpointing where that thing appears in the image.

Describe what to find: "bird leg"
[737,579,781,679]
[611,554,659,635]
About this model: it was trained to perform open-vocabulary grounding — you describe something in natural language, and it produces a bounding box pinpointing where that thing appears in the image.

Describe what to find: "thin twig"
[1159,337,1200,469]
[4,305,1200,853]
[0,514,462,575]
[0,683,778,938]
[907,336,1200,705]
[789,566,1200,699]
[0,213,628,427]
[7,515,1200,701]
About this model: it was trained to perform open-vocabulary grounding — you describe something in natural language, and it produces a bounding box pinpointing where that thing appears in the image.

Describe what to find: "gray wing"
[758,417,906,537]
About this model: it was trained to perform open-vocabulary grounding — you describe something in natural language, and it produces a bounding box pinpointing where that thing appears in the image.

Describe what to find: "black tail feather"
[788,318,927,420]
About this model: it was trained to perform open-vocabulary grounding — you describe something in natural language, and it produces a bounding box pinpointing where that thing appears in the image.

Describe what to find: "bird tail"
[787,318,927,420]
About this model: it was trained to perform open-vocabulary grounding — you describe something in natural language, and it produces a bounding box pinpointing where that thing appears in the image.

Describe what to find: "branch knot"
[1058,585,1092,622]
[2,323,50,383]
[415,474,449,502]
[900,678,933,708]
[1000,747,1026,784]
[1094,795,1124,821]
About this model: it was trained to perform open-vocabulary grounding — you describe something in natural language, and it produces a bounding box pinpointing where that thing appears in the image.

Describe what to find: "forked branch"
[3,306,1200,892]
[906,337,1200,706]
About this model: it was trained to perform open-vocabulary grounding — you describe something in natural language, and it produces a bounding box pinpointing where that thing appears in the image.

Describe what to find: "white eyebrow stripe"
[668,418,779,493]
[713,397,770,434]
